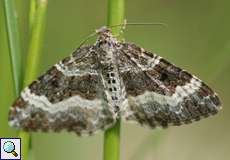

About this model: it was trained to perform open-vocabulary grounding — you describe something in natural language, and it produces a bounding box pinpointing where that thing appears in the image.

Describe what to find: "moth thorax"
[97,38,117,52]
[97,44,117,66]
[97,32,118,53]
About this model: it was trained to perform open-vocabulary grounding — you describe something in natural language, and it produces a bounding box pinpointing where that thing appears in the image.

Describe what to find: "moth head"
[96,26,114,40]
[95,26,118,51]
[96,26,111,34]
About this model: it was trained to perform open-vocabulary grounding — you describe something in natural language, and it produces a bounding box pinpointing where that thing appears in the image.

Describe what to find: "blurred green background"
[0,0,229,160]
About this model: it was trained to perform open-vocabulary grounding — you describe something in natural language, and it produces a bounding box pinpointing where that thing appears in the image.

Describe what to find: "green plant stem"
[3,0,23,96]
[19,0,48,160]
[29,0,37,32]
[103,1,124,160]
[107,0,125,38]
[104,119,121,160]
[23,0,47,85]
[0,0,18,137]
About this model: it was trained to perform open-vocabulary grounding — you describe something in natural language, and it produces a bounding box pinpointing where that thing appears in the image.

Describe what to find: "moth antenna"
[79,32,97,47]
[79,21,167,47]
[105,19,126,39]
[107,20,167,38]
[109,20,167,29]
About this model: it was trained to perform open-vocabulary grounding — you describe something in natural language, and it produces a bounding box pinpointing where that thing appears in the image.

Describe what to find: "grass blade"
[0,1,17,137]
[23,0,48,85]
[3,0,23,96]
[103,0,125,160]
[29,0,37,32]
[19,0,48,159]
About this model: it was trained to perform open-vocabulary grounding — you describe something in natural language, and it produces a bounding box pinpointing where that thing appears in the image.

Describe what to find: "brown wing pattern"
[119,43,221,128]
[9,45,116,135]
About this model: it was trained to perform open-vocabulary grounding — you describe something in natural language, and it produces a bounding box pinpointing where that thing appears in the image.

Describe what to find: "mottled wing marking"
[55,45,98,76]
[119,43,221,128]
[9,45,116,136]
[118,43,161,72]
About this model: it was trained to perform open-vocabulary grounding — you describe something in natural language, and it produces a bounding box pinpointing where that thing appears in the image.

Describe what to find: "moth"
[9,26,222,136]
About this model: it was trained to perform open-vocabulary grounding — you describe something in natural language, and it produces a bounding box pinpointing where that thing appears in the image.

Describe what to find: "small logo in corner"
[0,138,21,160]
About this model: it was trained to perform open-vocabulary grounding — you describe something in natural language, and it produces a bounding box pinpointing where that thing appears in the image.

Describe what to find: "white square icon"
[0,138,21,160]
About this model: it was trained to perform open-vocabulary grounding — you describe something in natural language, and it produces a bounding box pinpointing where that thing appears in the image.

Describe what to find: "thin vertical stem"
[107,0,125,38]
[103,1,124,160]
[3,0,23,96]
[104,119,121,160]
[29,0,37,32]
[19,0,48,160]
[23,0,48,86]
